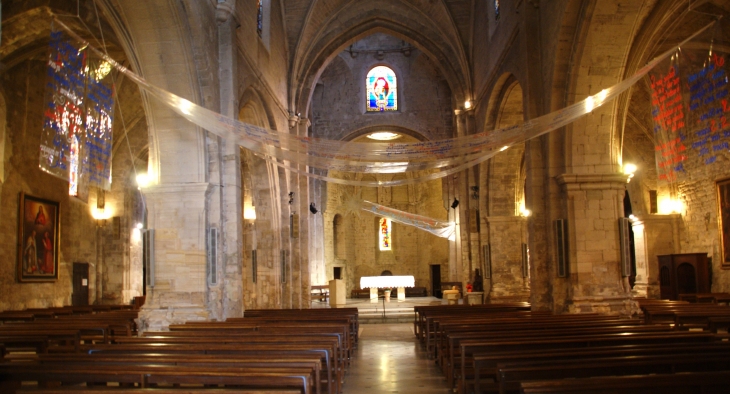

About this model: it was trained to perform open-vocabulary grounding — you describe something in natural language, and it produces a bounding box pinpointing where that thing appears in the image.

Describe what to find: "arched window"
[256,0,271,48]
[379,217,392,251]
[366,66,397,112]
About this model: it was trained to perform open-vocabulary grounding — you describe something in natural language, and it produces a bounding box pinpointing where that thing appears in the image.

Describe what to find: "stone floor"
[343,323,451,393]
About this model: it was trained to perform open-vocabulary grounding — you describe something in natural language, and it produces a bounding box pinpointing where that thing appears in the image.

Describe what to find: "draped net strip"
[52,18,718,187]
[359,200,455,239]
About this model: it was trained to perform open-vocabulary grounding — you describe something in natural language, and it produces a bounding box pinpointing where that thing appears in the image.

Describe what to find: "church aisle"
[344,323,451,393]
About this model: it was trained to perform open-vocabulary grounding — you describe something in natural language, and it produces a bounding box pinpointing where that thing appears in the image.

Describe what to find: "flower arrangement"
[466,283,473,293]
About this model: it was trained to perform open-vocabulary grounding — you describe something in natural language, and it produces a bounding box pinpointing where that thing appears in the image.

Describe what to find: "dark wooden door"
[72,262,89,306]
[431,265,441,298]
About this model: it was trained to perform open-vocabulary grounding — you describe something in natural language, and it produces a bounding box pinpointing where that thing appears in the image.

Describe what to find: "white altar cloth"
[360,275,415,289]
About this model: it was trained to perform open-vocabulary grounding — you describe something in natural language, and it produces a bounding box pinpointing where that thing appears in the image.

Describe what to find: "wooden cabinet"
[658,253,710,300]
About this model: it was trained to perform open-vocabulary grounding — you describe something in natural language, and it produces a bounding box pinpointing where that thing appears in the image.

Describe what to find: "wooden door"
[72,262,89,306]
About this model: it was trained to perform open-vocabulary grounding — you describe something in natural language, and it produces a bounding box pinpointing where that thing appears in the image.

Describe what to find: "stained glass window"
[494,0,500,21]
[379,218,392,251]
[366,66,397,112]
[257,0,263,38]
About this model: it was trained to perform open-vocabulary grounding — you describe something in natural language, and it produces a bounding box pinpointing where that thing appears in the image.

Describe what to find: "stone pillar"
[138,183,212,332]
[486,216,530,302]
[294,117,312,308]
[556,174,637,315]
[631,214,680,298]
[216,0,243,319]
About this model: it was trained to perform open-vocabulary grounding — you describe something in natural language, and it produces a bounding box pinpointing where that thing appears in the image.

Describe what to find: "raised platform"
[311,296,454,324]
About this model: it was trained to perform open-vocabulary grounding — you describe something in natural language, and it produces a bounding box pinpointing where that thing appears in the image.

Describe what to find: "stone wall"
[0,59,99,310]
[311,33,453,142]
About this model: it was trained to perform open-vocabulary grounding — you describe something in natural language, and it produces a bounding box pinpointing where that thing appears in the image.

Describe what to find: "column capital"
[142,182,213,202]
[556,173,629,191]
[216,0,237,23]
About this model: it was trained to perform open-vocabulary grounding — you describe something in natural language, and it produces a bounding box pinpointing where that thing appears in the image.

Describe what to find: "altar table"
[360,275,415,301]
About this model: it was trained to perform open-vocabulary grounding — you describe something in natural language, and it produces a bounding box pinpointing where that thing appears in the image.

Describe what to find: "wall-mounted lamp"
[451,198,459,209]
[309,203,318,214]
[470,186,479,200]
[520,208,532,217]
[288,192,294,205]
[464,100,472,110]
[136,173,149,189]
[623,163,637,183]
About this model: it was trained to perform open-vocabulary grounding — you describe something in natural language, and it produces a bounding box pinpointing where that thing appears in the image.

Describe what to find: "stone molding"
[142,182,213,203]
[556,173,630,191]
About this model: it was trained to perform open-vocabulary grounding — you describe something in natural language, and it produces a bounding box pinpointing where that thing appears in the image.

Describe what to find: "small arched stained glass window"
[495,0,500,20]
[257,0,263,37]
[379,218,392,251]
[366,66,397,112]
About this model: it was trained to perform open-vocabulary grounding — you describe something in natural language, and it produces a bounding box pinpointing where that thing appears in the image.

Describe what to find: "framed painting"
[719,179,730,269]
[17,193,60,282]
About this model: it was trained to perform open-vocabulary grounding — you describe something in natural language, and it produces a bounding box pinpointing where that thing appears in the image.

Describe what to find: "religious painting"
[379,217,392,251]
[17,193,60,282]
[718,179,730,268]
[366,66,397,112]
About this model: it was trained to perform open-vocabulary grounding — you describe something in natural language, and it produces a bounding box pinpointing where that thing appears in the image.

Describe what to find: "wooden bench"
[350,289,370,298]
[0,364,315,394]
[472,341,730,393]
[35,353,323,394]
[405,287,427,297]
[497,352,730,394]
[459,331,715,394]
[311,285,329,302]
[519,370,730,394]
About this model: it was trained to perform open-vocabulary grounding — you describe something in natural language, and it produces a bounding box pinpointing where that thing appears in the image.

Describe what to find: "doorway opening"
[430,265,441,298]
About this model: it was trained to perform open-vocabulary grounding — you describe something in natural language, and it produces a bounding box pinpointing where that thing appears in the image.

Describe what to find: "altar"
[360,275,415,301]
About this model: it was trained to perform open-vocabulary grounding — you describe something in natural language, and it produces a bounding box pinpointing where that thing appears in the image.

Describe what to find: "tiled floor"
[343,323,451,393]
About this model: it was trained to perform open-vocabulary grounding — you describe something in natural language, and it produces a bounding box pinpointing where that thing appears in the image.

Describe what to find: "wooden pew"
[448,324,672,391]
[83,343,338,394]
[311,285,329,302]
[519,370,730,394]
[33,353,323,394]
[458,331,716,394]
[497,353,730,394]
[18,389,298,394]
[472,341,730,393]
[0,364,315,394]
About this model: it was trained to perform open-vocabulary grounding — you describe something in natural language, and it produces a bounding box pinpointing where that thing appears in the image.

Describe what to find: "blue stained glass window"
[257,0,263,38]
[366,66,397,112]
[494,0,500,21]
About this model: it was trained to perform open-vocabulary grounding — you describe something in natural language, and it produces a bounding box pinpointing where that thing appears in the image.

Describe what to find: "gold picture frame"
[17,192,60,282]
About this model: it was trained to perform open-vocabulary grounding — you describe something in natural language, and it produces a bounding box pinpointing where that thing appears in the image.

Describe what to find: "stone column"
[216,0,243,319]
[486,216,530,302]
[138,183,212,332]
[631,214,680,298]
[556,173,637,315]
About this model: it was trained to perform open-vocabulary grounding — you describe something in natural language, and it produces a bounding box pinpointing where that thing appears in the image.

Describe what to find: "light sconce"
[309,203,318,214]
[520,208,532,217]
[136,173,149,189]
[470,186,479,200]
[464,100,472,110]
[451,198,459,209]
[623,163,637,182]
[288,192,294,205]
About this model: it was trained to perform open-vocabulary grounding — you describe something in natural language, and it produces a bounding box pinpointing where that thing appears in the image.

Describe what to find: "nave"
[346,323,450,393]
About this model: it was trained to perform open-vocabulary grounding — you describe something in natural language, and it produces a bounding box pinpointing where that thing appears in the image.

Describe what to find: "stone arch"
[483,77,526,217]
[239,87,281,310]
